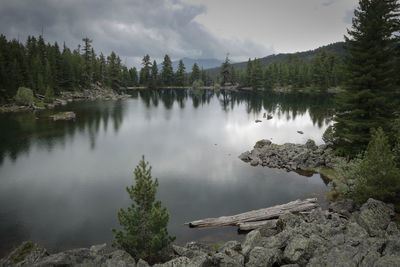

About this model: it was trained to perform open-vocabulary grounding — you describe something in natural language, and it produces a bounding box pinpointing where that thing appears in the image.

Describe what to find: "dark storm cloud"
[0,0,272,66]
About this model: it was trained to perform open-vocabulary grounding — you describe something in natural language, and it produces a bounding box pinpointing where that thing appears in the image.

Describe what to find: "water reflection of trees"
[0,100,126,166]
[220,91,335,128]
[0,89,334,166]
[135,89,334,127]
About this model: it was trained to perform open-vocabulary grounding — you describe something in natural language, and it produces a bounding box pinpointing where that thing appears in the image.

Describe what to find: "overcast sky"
[0,0,358,67]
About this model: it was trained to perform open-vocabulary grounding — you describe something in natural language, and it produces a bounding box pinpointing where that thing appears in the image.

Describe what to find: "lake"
[0,89,334,256]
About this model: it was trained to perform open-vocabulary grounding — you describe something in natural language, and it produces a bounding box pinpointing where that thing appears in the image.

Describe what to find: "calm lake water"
[0,89,334,256]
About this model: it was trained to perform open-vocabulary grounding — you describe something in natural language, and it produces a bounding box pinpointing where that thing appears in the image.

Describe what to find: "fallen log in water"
[184,198,319,230]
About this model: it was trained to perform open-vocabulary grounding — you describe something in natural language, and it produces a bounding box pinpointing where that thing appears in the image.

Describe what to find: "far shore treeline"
[0,34,345,103]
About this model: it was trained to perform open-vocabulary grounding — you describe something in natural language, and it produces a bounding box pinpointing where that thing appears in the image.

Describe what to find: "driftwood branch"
[184,198,319,230]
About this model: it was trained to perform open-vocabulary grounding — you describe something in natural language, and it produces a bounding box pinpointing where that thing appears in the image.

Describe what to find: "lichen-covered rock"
[0,241,48,266]
[136,258,151,267]
[153,256,191,267]
[374,255,400,267]
[239,151,251,162]
[242,230,263,256]
[305,139,317,151]
[188,254,213,267]
[239,139,336,172]
[218,241,242,253]
[213,251,243,267]
[357,198,394,237]
[329,199,355,218]
[246,247,280,267]
[104,250,136,267]
[172,244,207,259]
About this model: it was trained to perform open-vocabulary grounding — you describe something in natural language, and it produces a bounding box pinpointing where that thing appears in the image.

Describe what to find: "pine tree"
[175,60,185,86]
[351,128,400,204]
[190,63,200,84]
[333,0,400,156]
[98,53,106,85]
[129,67,138,86]
[251,59,263,90]
[150,60,158,88]
[107,51,121,90]
[140,54,151,87]
[220,54,231,85]
[44,85,54,103]
[245,58,252,87]
[161,55,173,86]
[82,37,93,88]
[112,156,175,263]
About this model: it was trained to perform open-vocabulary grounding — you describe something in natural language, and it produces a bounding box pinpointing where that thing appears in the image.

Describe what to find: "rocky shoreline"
[0,87,130,113]
[1,198,399,266]
[239,139,337,172]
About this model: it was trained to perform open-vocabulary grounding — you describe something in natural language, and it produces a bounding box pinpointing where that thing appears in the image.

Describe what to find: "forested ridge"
[0,34,348,104]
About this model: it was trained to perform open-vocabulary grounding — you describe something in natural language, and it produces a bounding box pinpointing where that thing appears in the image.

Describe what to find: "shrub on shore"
[15,87,34,106]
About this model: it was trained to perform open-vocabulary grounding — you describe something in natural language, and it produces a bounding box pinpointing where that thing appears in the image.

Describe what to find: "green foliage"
[161,55,174,86]
[139,54,151,87]
[0,34,139,97]
[15,87,34,106]
[112,156,175,263]
[322,125,335,145]
[190,63,201,84]
[333,0,400,157]
[192,79,204,89]
[149,60,159,89]
[220,54,231,85]
[175,60,186,86]
[44,86,54,103]
[9,241,35,264]
[251,59,263,89]
[326,190,342,202]
[393,117,400,167]
[348,128,400,204]
[107,52,122,90]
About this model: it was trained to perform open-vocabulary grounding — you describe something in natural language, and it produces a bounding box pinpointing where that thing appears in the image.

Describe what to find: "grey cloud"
[322,0,335,7]
[343,8,355,24]
[0,0,273,67]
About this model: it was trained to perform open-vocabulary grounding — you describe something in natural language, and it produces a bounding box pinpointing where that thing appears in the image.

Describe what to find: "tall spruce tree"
[190,63,200,84]
[82,37,93,88]
[175,60,185,86]
[140,54,151,87]
[220,54,231,86]
[112,156,175,263]
[161,54,173,86]
[333,0,400,156]
[251,59,263,90]
[150,60,158,88]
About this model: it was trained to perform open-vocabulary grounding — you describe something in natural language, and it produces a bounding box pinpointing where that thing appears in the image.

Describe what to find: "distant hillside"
[168,57,224,72]
[206,42,346,77]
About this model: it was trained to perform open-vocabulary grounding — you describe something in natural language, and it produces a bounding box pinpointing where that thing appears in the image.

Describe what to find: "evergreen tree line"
[0,35,138,101]
[218,49,343,90]
[137,54,213,88]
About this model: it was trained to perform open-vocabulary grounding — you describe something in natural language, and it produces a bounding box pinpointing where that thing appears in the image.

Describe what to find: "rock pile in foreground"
[1,198,399,267]
[239,139,336,171]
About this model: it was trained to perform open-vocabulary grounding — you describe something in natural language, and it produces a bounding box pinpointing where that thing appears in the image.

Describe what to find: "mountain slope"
[206,42,346,77]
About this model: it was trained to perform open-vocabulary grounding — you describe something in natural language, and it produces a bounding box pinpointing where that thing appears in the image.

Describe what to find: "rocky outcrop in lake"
[1,199,398,266]
[239,139,337,171]
[60,87,130,102]
[50,111,76,121]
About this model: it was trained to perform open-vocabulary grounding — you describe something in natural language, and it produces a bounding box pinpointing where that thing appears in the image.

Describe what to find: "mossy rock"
[9,241,35,264]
